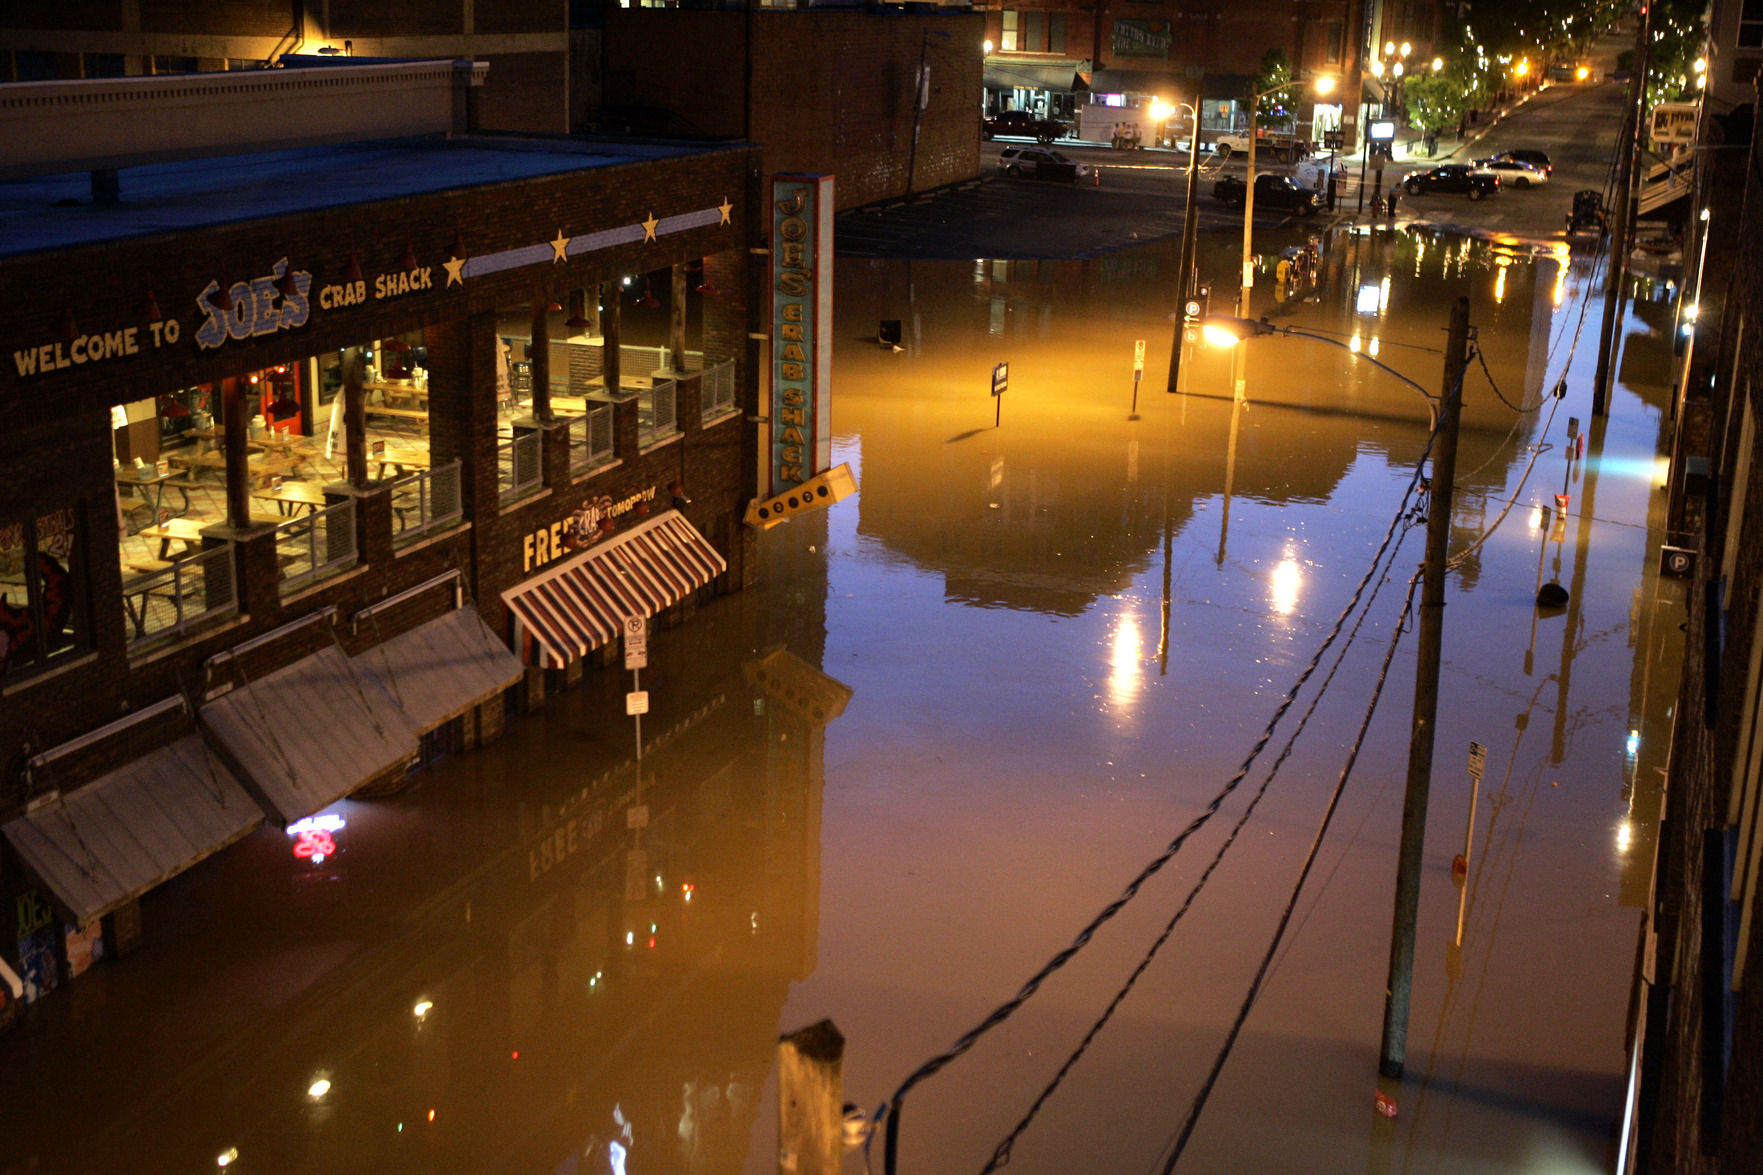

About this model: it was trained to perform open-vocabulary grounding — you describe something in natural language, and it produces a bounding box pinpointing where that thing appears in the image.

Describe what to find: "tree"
[1251,49,1295,128]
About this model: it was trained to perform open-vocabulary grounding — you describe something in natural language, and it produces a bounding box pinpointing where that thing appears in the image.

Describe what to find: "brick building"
[0,62,764,1007]
[1621,7,1763,1161]
[598,7,986,208]
[0,0,574,133]
[975,0,1367,149]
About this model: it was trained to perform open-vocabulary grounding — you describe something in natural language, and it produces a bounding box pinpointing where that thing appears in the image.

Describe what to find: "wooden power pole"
[1380,295,1471,1079]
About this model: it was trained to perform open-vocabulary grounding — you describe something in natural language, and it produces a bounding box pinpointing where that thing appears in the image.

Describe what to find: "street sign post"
[1130,339,1146,418]
[624,615,649,760]
[623,615,648,669]
[992,361,1008,427]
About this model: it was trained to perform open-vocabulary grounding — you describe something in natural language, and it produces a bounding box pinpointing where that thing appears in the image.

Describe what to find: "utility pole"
[1591,7,1652,416]
[1380,295,1471,1079]
[1166,105,1204,393]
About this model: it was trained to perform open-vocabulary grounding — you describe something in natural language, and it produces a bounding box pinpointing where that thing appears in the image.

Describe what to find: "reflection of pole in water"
[1158,405,1174,675]
[1218,347,1247,566]
[1553,416,1604,763]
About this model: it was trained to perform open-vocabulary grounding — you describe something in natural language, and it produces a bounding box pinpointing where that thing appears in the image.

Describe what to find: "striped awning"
[502,510,727,669]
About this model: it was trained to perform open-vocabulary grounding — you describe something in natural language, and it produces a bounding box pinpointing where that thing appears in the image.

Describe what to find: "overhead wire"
[977,507,1424,1174]
[1154,566,1423,1173]
[875,361,1467,1175]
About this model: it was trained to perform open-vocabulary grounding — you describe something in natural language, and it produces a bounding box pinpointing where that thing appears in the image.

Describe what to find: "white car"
[995,147,1090,181]
[1473,158,1550,188]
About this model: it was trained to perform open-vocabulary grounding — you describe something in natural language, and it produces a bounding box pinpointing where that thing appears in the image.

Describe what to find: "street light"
[1238,74,1335,317]
[1200,313,1439,427]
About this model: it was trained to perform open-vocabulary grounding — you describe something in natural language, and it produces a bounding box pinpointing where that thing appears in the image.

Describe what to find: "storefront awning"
[354,607,524,733]
[984,58,1091,94]
[201,645,418,826]
[502,511,727,669]
[2,735,263,926]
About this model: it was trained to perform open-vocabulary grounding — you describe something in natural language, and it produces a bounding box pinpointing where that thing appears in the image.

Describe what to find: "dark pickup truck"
[1211,173,1320,216]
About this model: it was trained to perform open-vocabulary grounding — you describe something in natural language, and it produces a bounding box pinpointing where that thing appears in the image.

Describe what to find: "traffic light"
[744,463,857,528]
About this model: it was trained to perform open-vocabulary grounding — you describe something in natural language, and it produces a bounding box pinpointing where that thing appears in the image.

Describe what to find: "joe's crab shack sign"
[769,175,833,491]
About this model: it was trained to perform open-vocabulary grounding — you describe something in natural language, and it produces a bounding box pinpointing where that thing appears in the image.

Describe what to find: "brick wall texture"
[1640,96,1763,1174]
[605,9,986,209]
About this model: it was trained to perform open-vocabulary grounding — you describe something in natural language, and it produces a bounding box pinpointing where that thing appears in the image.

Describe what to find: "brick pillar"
[530,298,552,422]
[670,263,688,372]
[426,312,503,611]
[601,278,622,393]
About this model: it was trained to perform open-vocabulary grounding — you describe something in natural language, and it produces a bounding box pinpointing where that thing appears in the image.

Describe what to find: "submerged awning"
[201,645,418,826]
[2,734,263,926]
[984,58,1091,94]
[502,510,727,669]
[354,607,524,733]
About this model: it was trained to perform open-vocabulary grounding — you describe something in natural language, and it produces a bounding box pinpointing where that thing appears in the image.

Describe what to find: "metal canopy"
[200,645,418,826]
[2,735,263,926]
[984,59,1092,94]
[502,511,727,669]
[353,608,523,734]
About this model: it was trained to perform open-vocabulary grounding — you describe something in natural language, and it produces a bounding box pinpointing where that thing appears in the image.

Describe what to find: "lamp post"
[1166,97,1204,394]
[1238,75,1335,317]
[1205,300,1475,1083]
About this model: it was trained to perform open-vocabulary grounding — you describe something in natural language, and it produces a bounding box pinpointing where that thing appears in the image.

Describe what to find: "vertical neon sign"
[769,174,834,491]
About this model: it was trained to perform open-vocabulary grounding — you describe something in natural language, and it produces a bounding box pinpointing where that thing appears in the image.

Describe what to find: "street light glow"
[1433,57,1445,72]
[1314,75,1336,96]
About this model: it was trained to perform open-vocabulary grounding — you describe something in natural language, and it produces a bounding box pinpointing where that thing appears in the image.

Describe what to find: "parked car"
[1211,173,1320,215]
[983,110,1069,143]
[1402,164,1501,200]
[1493,148,1553,175]
[1474,157,1550,187]
[996,146,1089,182]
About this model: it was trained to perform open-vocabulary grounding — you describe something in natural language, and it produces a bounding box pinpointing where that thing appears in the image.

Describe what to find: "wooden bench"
[364,405,429,420]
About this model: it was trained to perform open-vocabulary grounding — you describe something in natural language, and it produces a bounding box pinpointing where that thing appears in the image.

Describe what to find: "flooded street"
[0,225,1682,1175]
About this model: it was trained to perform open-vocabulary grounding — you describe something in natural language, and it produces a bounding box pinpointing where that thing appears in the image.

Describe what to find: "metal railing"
[276,498,358,597]
[121,544,236,649]
[567,404,615,473]
[498,431,543,502]
[392,460,463,548]
[699,360,736,421]
[638,379,678,448]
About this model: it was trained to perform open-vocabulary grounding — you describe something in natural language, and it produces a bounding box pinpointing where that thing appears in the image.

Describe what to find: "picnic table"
[139,517,207,559]
[251,481,329,516]
[370,447,430,479]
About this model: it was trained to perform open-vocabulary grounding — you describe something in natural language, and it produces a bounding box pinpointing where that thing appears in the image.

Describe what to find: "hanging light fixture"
[57,308,78,341]
[140,285,162,322]
[447,233,466,260]
[275,269,300,297]
[341,254,363,284]
[398,243,419,272]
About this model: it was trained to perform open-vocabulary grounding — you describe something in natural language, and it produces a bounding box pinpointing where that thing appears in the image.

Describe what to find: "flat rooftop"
[0,135,724,259]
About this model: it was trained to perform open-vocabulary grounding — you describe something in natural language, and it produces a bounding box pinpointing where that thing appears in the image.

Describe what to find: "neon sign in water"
[286,813,346,865]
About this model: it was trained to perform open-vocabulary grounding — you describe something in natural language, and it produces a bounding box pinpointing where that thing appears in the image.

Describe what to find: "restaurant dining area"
[107,278,741,654]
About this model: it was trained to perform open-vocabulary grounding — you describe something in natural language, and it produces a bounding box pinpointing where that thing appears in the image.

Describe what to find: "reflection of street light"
[1200,313,1439,427]
[1238,74,1336,316]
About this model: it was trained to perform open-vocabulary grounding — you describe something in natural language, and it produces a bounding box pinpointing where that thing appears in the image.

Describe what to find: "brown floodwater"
[0,224,1683,1175]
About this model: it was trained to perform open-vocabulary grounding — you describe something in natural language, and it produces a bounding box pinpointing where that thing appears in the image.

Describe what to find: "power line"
[978,512,1423,1174]
[875,397,1455,1175]
[1156,567,1424,1173]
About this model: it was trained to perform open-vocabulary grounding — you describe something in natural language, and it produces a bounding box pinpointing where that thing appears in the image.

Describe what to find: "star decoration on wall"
[642,213,659,242]
[552,230,570,262]
[443,254,467,287]
[718,198,733,225]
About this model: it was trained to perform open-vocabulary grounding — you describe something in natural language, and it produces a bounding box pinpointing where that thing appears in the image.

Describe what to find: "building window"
[1740,0,1763,48]
[1323,22,1344,64]
[1050,13,1067,54]
[1024,12,1045,53]
[1002,11,1019,52]
[0,507,86,679]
